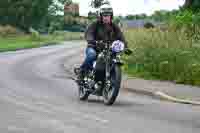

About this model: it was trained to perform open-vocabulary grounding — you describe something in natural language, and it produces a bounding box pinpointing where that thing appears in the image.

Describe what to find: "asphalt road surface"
[0,41,199,133]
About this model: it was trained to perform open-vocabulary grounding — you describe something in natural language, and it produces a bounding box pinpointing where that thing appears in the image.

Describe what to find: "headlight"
[112,40,125,53]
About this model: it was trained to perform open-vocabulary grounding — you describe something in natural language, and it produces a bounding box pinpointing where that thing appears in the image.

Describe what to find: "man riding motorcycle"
[78,4,128,80]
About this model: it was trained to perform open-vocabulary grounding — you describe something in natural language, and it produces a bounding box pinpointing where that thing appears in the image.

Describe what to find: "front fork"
[104,51,123,87]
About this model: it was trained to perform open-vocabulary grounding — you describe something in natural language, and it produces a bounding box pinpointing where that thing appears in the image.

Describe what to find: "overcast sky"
[73,0,185,16]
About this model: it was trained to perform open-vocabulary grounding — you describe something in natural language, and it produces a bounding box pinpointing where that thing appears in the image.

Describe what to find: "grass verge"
[0,32,83,52]
[123,28,200,86]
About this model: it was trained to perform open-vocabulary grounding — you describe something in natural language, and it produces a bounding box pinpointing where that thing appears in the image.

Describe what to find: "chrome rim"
[103,82,114,101]
[79,86,86,98]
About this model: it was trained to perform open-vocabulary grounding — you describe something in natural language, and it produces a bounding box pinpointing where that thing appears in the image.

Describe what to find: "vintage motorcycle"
[74,40,132,105]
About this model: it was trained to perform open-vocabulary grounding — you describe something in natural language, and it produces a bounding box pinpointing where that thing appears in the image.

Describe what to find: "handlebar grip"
[124,48,133,55]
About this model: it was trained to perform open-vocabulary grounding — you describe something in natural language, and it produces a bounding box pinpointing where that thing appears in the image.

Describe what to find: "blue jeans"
[81,47,97,71]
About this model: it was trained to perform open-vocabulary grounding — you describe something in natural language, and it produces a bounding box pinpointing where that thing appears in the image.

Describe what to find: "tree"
[113,17,121,25]
[90,0,110,8]
[0,0,72,31]
[0,0,53,30]
[61,0,72,6]
[88,11,98,20]
[49,0,72,16]
[126,15,136,20]
[184,0,192,7]
[150,10,172,22]
[125,13,148,20]
[184,0,200,10]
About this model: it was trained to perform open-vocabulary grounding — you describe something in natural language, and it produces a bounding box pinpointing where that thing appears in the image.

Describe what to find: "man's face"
[102,15,111,24]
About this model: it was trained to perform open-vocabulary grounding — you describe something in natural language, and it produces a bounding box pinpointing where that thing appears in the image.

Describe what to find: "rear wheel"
[103,65,121,105]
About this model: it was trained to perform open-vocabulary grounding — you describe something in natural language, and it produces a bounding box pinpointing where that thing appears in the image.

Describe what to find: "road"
[0,41,199,133]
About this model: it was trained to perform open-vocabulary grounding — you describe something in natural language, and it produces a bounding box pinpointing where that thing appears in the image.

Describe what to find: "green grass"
[0,32,83,52]
[124,28,200,86]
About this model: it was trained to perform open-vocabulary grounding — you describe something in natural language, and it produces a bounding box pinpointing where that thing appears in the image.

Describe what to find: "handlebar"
[87,40,133,55]
[88,40,112,45]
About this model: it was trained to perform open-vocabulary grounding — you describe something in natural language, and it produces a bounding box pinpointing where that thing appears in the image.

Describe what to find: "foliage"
[0,0,52,31]
[184,0,200,11]
[144,22,155,29]
[113,17,121,25]
[126,14,147,20]
[90,0,110,8]
[169,9,200,42]
[122,0,200,86]
[49,0,72,16]
[124,28,200,86]
[0,0,71,31]
[48,15,66,33]
[0,25,21,37]
[88,11,98,20]
[29,27,41,41]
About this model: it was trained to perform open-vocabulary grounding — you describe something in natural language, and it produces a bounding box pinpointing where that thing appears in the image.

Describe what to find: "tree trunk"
[184,0,193,8]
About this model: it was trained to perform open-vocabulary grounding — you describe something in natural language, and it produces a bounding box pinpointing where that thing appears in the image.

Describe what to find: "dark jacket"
[85,20,128,48]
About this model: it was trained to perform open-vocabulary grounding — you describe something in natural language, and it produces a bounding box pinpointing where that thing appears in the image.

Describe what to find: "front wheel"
[103,65,122,105]
[74,67,90,101]
[79,85,89,101]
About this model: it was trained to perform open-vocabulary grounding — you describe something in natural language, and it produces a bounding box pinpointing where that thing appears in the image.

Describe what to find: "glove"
[124,48,133,55]
[87,40,96,48]
[87,43,96,48]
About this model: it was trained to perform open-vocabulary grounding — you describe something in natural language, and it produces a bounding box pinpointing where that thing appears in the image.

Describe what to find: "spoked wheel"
[73,66,90,101]
[103,65,122,105]
[79,85,89,101]
[74,66,81,75]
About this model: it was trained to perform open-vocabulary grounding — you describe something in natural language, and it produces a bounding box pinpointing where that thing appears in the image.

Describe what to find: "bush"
[144,22,155,29]
[0,25,20,37]
[48,21,64,34]
[124,28,200,86]
[169,10,200,43]
[29,27,41,41]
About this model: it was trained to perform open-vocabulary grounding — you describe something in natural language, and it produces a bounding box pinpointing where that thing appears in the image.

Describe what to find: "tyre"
[103,65,121,105]
[79,85,89,101]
